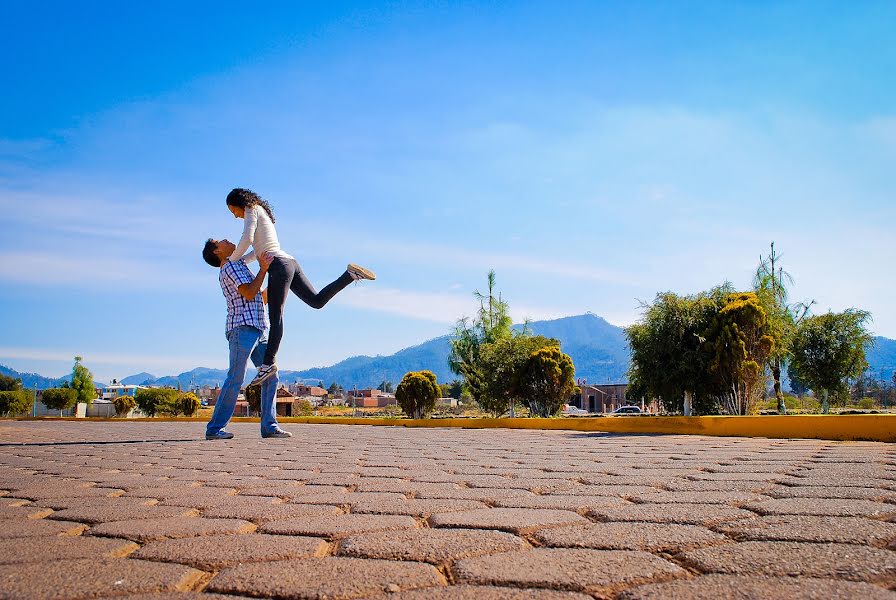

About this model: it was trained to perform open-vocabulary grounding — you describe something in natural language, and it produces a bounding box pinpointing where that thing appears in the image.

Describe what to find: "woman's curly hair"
[226,188,276,223]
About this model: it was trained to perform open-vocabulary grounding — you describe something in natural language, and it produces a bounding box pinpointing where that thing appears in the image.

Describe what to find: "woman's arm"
[228,206,258,262]
[237,252,272,301]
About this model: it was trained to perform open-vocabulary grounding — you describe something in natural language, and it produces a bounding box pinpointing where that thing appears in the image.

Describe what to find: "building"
[572,382,629,413]
[101,380,147,401]
[347,389,395,408]
[288,383,328,399]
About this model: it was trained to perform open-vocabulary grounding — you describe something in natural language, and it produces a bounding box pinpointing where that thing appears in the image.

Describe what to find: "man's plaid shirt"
[220,260,268,335]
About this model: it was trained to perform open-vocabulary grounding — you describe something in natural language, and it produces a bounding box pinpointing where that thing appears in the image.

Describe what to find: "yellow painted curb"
[4,414,894,442]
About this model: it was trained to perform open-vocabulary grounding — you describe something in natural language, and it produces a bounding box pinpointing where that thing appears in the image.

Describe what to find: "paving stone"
[742,497,896,518]
[366,585,594,599]
[0,558,205,599]
[662,479,777,493]
[160,494,281,509]
[89,516,256,542]
[0,503,53,519]
[589,502,755,526]
[339,528,529,564]
[203,501,341,523]
[7,485,124,500]
[48,503,198,524]
[627,490,768,505]
[134,533,329,570]
[206,556,444,599]
[491,494,630,512]
[260,513,418,538]
[0,519,87,538]
[618,575,896,600]
[106,594,247,600]
[414,487,537,501]
[123,486,236,500]
[545,484,658,497]
[34,496,159,510]
[453,548,685,594]
[0,535,138,564]
[352,498,488,517]
[534,521,729,552]
[714,514,896,546]
[429,508,588,534]
[287,491,407,507]
[766,485,896,501]
[353,479,461,494]
[680,541,896,582]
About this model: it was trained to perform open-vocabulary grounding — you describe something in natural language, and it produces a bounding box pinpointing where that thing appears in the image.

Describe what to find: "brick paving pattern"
[0,421,892,599]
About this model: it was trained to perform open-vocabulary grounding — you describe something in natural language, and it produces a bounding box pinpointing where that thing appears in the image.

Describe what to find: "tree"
[176,392,201,417]
[519,346,577,417]
[135,388,180,417]
[327,382,342,397]
[245,385,261,415]
[71,356,96,405]
[395,370,440,419]
[790,310,873,413]
[0,390,31,416]
[627,287,731,415]
[0,374,22,392]
[113,395,136,417]
[704,292,775,415]
[754,243,816,415]
[377,380,394,393]
[446,380,464,399]
[42,388,78,415]
[448,271,515,408]
[477,335,559,417]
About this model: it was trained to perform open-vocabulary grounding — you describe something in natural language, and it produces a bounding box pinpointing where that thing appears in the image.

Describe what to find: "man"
[201,238,292,439]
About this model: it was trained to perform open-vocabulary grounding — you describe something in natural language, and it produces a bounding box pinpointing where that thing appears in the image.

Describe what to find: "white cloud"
[0,252,201,288]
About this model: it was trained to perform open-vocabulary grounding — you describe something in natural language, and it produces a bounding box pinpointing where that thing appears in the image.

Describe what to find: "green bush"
[112,394,136,417]
[396,370,440,419]
[135,388,180,417]
[294,398,314,416]
[41,388,78,412]
[177,392,201,417]
[519,346,577,417]
[0,390,32,416]
[856,397,876,410]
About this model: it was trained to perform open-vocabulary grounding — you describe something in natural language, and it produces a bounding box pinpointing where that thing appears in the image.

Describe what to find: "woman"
[226,188,375,386]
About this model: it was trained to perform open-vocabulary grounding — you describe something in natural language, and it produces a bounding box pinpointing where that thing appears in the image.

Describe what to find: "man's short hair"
[202,239,221,267]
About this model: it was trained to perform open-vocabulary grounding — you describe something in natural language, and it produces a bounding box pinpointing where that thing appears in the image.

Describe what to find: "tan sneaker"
[347,264,376,281]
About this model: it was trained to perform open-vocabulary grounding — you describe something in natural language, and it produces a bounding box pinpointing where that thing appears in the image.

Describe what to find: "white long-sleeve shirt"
[228,205,294,264]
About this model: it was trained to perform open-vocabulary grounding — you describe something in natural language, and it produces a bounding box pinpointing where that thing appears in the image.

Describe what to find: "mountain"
[867,336,896,379]
[120,372,156,385]
[0,365,107,390]
[277,314,630,388]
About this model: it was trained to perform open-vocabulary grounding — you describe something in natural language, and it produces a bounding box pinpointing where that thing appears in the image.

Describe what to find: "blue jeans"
[206,325,280,436]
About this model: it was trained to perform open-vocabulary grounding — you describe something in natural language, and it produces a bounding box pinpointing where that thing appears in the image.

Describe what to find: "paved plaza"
[0,421,894,599]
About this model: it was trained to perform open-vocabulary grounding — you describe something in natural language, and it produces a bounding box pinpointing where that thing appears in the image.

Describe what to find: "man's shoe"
[249,364,277,387]
[262,429,293,439]
[347,263,376,281]
[205,430,234,440]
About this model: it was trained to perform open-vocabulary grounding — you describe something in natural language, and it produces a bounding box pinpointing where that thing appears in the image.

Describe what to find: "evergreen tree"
[71,356,96,405]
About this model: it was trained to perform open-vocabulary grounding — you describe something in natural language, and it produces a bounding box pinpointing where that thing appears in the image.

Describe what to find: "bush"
[0,390,32,416]
[396,370,440,419]
[245,385,261,415]
[857,397,876,410]
[177,392,201,417]
[519,347,577,417]
[135,388,180,417]
[112,394,136,417]
[293,398,314,416]
[41,388,78,412]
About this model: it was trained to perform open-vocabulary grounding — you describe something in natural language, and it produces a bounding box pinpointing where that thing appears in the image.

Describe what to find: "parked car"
[562,404,589,416]
[611,405,642,415]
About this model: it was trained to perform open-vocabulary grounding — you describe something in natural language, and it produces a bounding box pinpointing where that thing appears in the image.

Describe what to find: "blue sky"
[2,1,894,383]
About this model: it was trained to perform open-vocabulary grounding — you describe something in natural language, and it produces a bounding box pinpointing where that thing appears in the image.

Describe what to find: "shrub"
[519,347,577,417]
[177,392,201,416]
[245,385,261,415]
[112,394,136,417]
[0,390,32,416]
[135,388,180,417]
[41,388,78,412]
[857,397,876,410]
[293,398,314,416]
[396,370,440,419]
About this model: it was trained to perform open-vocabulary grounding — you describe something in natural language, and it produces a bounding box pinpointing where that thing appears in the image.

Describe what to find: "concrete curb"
[4,414,894,443]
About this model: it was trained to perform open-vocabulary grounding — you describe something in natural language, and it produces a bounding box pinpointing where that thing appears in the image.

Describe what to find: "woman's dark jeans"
[263,256,352,366]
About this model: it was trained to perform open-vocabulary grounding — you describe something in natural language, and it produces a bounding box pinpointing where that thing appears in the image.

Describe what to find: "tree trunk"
[821,389,830,414]
[683,391,692,416]
[773,362,786,414]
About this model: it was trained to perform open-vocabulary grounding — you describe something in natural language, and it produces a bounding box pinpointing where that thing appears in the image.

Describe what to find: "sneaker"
[249,364,278,387]
[205,430,234,440]
[262,429,293,439]
[347,263,376,281]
